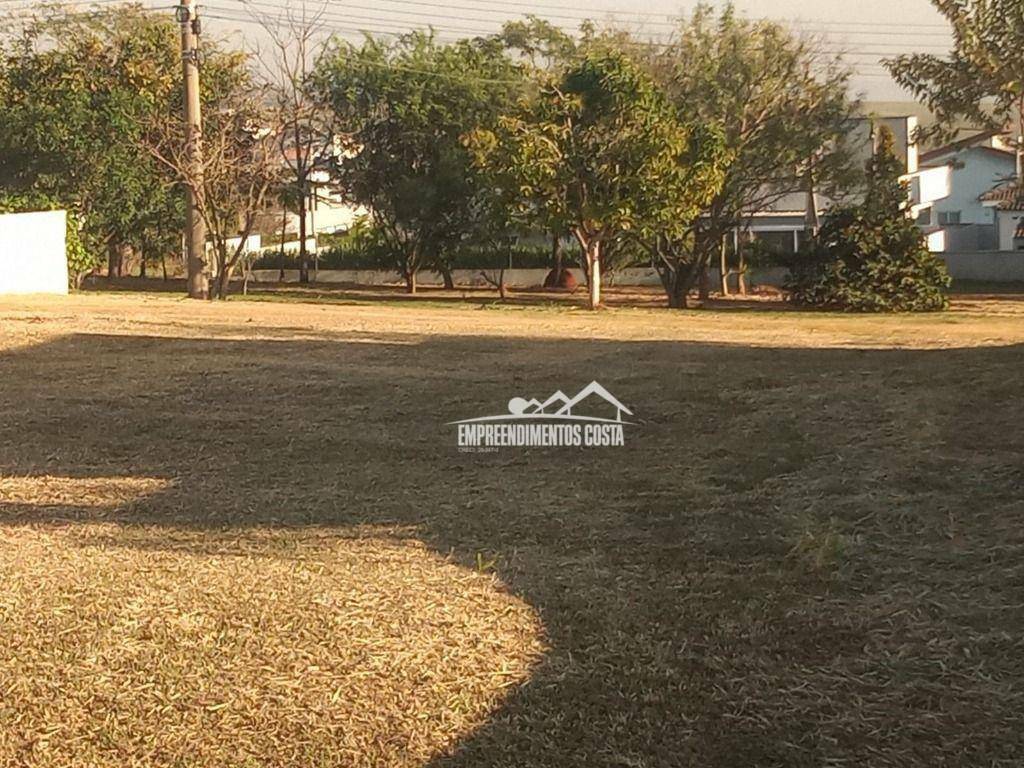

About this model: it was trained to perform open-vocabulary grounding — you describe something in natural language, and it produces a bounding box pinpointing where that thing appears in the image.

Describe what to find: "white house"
[918,131,1017,251]
[279,145,367,249]
[745,116,951,253]
[980,183,1024,251]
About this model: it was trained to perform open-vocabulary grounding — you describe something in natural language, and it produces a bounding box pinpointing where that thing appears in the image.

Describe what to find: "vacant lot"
[1,291,1023,767]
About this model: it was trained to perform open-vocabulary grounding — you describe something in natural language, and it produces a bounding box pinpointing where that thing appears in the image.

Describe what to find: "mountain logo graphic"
[451,382,633,449]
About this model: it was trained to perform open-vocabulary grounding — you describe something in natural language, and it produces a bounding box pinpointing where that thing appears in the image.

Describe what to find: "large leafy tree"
[887,0,1024,152]
[0,6,182,279]
[467,43,727,309]
[643,3,857,300]
[314,31,524,293]
[0,5,252,287]
[787,128,951,312]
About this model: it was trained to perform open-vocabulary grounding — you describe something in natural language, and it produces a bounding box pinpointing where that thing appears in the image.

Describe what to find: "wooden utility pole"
[178,0,208,299]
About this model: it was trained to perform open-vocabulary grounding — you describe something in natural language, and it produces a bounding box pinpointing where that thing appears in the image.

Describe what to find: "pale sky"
[195,0,951,100]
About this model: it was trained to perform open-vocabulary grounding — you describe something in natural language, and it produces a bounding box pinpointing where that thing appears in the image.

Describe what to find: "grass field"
[2,289,1023,767]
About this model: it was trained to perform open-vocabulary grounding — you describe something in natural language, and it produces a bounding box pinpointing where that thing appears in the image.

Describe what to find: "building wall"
[0,210,69,295]
[995,210,1024,251]
[929,148,1016,226]
[940,251,1024,280]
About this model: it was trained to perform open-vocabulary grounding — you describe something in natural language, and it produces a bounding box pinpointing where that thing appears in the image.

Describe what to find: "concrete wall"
[252,256,1024,288]
[943,224,999,252]
[995,211,1024,252]
[250,266,791,289]
[939,251,1024,282]
[0,210,69,295]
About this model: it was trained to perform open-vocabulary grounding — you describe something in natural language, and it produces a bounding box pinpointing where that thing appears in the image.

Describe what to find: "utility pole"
[177,0,207,299]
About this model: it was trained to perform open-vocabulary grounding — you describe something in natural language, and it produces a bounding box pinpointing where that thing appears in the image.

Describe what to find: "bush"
[0,192,97,288]
[786,128,950,312]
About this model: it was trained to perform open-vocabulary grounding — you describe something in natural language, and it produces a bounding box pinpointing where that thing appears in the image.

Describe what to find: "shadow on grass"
[1,331,1023,766]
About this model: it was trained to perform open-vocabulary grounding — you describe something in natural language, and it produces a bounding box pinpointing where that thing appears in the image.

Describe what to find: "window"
[751,230,798,255]
[916,207,933,226]
[938,211,962,225]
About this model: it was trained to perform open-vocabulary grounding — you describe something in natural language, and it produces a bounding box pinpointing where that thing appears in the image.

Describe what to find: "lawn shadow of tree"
[1,331,1022,767]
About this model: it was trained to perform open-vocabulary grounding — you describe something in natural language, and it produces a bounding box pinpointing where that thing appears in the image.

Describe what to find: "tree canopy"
[787,127,951,312]
[314,31,525,292]
[0,5,251,283]
[887,0,1024,147]
[466,43,728,308]
[639,3,857,302]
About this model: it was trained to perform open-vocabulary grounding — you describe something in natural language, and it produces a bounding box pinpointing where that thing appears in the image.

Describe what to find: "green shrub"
[253,217,554,272]
[786,128,950,312]
[0,192,97,288]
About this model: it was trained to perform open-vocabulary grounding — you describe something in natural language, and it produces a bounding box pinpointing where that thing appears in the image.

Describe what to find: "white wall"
[0,210,69,295]
[928,148,1016,226]
[996,210,1024,251]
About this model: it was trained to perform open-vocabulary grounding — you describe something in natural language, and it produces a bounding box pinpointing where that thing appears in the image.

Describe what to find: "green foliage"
[1,5,251,282]
[314,31,525,290]
[466,40,727,306]
[255,217,552,271]
[0,191,95,287]
[886,0,1024,145]
[635,3,856,305]
[787,129,951,312]
[0,7,184,257]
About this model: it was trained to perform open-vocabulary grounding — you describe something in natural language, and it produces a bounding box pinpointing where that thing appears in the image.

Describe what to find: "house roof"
[980,182,1024,210]
[919,130,1009,163]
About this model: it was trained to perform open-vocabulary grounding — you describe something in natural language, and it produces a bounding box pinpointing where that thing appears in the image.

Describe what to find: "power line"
[205,1,951,61]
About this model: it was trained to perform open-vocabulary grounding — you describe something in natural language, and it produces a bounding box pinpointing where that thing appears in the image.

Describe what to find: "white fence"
[0,210,69,295]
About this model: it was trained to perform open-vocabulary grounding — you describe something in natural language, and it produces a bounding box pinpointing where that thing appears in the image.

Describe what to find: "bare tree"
[248,0,333,285]
[141,83,285,299]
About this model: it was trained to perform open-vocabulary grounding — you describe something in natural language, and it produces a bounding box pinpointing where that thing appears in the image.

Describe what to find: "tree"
[314,31,523,293]
[467,43,727,309]
[0,6,184,279]
[249,0,333,285]
[141,78,284,299]
[642,3,857,303]
[786,128,951,311]
[887,0,1024,161]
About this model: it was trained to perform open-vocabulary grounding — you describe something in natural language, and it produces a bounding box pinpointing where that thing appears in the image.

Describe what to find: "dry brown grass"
[0,521,542,768]
[1,290,1024,767]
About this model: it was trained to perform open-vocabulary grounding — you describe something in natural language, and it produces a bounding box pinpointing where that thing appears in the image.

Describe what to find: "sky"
[16,0,949,101]
[195,0,952,100]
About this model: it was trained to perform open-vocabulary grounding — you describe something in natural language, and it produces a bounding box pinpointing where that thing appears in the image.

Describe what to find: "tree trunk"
[667,274,685,308]
[738,248,748,295]
[719,234,729,296]
[406,270,417,294]
[161,252,168,281]
[107,242,124,280]
[440,266,455,290]
[298,189,309,284]
[698,265,709,301]
[139,252,147,279]
[214,259,236,300]
[278,207,288,282]
[552,233,563,275]
[587,240,601,309]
